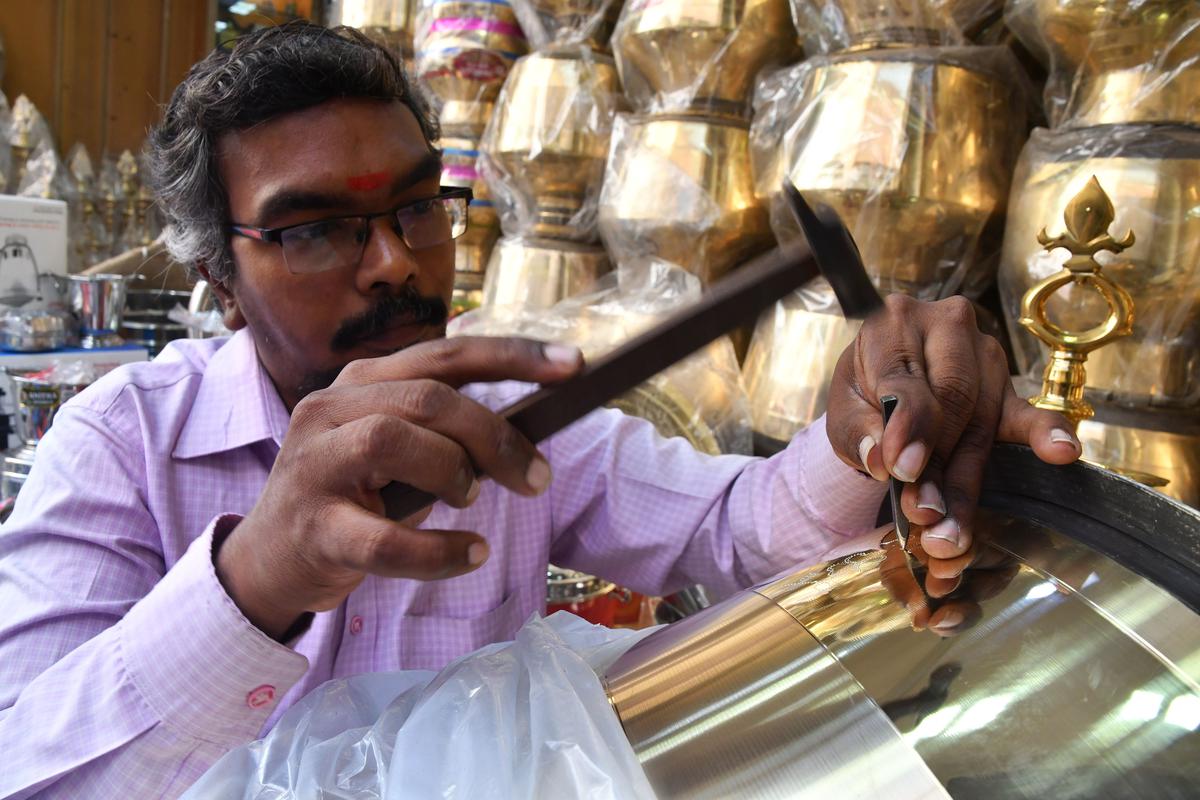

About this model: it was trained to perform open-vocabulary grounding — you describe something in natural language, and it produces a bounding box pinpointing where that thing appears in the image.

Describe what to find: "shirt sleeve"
[545,409,888,599]
[0,404,308,799]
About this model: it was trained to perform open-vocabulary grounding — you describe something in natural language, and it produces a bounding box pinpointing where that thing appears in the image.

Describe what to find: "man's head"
[149,22,454,407]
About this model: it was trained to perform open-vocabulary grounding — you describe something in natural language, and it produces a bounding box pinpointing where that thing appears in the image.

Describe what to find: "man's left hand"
[825,294,1081,581]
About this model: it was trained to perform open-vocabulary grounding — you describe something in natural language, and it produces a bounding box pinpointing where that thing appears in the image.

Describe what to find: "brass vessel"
[791,0,1004,51]
[481,46,622,240]
[1007,0,1200,127]
[481,236,610,308]
[329,0,420,58]
[598,114,773,286]
[999,125,1200,409]
[766,48,1021,299]
[415,0,529,128]
[439,123,501,273]
[513,0,625,51]
[740,285,861,442]
[611,0,800,119]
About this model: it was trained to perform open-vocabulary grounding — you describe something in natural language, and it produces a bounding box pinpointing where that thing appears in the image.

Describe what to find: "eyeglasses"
[229,186,472,275]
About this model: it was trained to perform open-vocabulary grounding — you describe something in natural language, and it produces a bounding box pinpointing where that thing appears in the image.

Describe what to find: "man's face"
[214,98,452,408]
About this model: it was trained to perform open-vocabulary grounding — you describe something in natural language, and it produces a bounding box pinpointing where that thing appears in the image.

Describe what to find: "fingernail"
[923,517,961,549]
[893,441,927,483]
[916,482,946,515]
[1050,428,1078,448]
[526,457,552,493]
[932,609,964,630]
[468,542,489,566]
[542,343,581,366]
[858,435,881,479]
[465,478,481,505]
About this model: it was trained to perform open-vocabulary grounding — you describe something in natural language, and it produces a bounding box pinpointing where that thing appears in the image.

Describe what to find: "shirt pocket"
[395,587,534,671]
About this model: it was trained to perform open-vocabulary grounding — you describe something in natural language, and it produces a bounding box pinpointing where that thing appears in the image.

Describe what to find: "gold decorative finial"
[1019,176,1135,426]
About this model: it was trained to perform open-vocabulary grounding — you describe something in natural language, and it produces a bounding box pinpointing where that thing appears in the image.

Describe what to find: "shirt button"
[246,684,276,709]
[349,615,364,636]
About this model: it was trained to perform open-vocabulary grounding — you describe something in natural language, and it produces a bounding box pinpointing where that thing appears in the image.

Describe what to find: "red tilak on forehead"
[346,171,389,191]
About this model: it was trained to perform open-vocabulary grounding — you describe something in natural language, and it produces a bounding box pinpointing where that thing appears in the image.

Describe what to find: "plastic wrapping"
[414,0,529,129]
[479,45,622,241]
[751,45,1029,300]
[511,0,624,50]
[0,308,77,352]
[167,303,232,338]
[790,0,1003,54]
[741,282,861,443]
[0,93,11,194]
[7,95,53,194]
[1005,0,1200,129]
[455,258,754,454]
[480,235,610,308]
[66,143,110,269]
[611,0,801,119]
[998,124,1200,410]
[327,0,420,57]
[96,155,123,260]
[599,112,774,287]
[182,613,656,800]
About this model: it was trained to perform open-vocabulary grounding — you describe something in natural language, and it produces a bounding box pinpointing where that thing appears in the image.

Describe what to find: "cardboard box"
[0,196,69,311]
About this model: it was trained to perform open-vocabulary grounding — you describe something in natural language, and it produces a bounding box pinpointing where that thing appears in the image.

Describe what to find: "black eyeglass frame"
[228,185,473,247]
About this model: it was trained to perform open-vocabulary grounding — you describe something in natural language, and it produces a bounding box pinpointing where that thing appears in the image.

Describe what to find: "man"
[0,23,1079,799]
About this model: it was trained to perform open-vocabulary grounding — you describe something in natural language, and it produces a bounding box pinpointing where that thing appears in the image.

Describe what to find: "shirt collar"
[173,328,292,459]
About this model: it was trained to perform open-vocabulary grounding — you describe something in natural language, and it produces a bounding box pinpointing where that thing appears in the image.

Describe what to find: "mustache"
[330,289,448,352]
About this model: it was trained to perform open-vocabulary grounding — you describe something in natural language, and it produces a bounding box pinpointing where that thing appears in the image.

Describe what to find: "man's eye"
[291,221,334,241]
[408,199,435,215]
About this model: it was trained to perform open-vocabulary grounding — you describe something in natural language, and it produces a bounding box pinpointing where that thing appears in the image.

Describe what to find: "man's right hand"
[214,336,584,639]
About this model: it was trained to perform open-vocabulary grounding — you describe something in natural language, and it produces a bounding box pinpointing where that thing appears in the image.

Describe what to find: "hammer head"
[783,182,883,319]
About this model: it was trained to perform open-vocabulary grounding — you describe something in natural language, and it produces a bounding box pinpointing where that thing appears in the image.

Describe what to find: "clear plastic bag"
[598,112,774,287]
[327,0,420,58]
[751,44,1029,300]
[790,0,1003,54]
[611,0,801,119]
[454,258,755,455]
[479,44,623,241]
[1005,0,1200,129]
[7,95,54,194]
[0,92,11,194]
[182,613,657,800]
[414,0,529,129]
[997,123,1200,409]
[511,0,624,51]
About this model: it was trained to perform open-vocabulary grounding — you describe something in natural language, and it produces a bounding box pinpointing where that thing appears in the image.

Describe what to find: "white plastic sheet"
[183,612,657,800]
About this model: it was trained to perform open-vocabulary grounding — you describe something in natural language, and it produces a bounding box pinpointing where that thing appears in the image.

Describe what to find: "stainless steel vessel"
[67,273,136,348]
[604,446,1200,798]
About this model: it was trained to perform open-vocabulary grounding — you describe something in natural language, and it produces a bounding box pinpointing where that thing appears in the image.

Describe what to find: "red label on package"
[453,50,508,82]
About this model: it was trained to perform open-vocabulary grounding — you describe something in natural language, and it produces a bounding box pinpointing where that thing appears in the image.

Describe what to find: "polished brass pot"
[611,0,800,119]
[1008,0,1200,127]
[605,448,1200,798]
[481,236,610,308]
[330,0,420,57]
[415,0,529,128]
[741,286,861,442]
[598,114,773,286]
[514,0,625,51]
[482,46,622,240]
[768,48,1020,299]
[791,0,1003,51]
[439,126,501,273]
[998,124,1200,409]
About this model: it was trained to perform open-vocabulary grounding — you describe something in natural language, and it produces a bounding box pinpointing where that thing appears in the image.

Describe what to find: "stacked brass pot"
[477,2,625,310]
[741,2,1028,445]
[999,1,1200,506]
[414,0,529,316]
[328,0,421,64]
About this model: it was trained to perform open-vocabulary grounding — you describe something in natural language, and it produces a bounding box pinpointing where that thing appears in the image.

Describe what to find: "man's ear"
[195,263,246,331]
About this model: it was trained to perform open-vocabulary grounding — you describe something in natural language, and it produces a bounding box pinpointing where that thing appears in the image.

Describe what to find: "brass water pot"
[611,0,800,119]
[768,48,1020,299]
[415,0,529,128]
[598,114,773,286]
[998,125,1200,409]
[330,0,420,57]
[481,236,610,309]
[740,285,861,442]
[515,0,625,51]
[439,126,501,273]
[482,46,622,240]
[790,0,1003,51]
[1007,0,1200,127]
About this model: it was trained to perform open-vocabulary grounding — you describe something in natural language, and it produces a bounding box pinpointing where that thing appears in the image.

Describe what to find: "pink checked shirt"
[0,329,885,798]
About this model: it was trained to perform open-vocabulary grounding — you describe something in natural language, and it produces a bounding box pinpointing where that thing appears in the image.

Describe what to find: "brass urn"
[998,124,1200,410]
[598,114,773,286]
[480,45,623,240]
[611,0,801,119]
[758,47,1024,299]
[480,236,610,308]
[414,0,530,128]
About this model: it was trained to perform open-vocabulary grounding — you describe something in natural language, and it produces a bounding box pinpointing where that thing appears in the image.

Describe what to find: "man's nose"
[355,215,419,290]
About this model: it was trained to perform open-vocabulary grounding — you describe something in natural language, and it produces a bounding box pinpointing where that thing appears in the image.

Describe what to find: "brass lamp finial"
[1019,176,1135,427]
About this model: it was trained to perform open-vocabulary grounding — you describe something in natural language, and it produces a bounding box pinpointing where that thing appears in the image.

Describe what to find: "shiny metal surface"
[329,0,419,56]
[598,115,773,286]
[481,236,609,308]
[771,49,1019,299]
[605,457,1200,798]
[67,273,134,341]
[792,0,1003,50]
[438,128,501,273]
[612,0,801,119]
[1076,410,1200,508]
[7,371,89,448]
